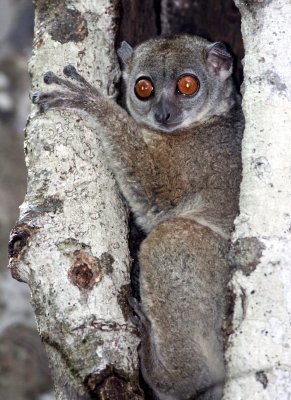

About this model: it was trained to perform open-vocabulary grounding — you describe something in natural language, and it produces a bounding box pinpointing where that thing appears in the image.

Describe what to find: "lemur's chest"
[145,127,241,209]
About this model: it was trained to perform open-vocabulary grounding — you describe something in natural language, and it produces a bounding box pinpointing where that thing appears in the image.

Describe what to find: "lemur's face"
[118,35,233,133]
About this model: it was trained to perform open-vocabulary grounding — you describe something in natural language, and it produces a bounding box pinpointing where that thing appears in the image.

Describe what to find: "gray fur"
[32,34,244,400]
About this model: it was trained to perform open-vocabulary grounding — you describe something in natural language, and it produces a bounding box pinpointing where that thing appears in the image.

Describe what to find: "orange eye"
[135,78,154,100]
[177,75,199,96]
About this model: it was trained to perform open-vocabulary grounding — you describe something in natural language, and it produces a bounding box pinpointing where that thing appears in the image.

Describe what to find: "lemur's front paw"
[31,65,99,113]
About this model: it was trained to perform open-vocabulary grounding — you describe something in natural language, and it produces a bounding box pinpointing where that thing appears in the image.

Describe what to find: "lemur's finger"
[63,64,100,96]
[63,64,86,83]
[31,90,67,105]
[38,98,66,113]
[43,71,83,93]
[35,94,92,113]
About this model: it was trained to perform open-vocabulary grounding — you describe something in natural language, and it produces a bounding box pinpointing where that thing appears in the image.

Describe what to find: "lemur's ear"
[204,42,233,80]
[117,41,134,66]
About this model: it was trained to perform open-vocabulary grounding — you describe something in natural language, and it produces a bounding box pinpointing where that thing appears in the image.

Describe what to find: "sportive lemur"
[32,35,244,400]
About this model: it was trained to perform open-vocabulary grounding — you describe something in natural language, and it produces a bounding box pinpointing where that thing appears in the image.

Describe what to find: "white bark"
[9,1,141,399]
[224,1,291,398]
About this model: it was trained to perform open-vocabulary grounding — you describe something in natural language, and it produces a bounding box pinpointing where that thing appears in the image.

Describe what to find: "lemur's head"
[118,35,236,132]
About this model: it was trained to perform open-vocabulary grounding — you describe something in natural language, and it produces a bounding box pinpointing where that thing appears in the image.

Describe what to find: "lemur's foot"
[128,296,151,331]
[32,65,99,112]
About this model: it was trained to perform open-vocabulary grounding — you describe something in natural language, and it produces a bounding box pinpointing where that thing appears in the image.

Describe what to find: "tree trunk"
[9,1,142,398]
[224,1,291,398]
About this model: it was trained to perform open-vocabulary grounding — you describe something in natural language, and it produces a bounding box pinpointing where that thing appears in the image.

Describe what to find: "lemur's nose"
[154,112,171,124]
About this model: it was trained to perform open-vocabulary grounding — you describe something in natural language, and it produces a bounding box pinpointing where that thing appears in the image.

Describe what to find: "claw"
[31,91,41,104]
[43,71,56,84]
[62,64,100,96]
[63,64,77,77]
[63,64,93,88]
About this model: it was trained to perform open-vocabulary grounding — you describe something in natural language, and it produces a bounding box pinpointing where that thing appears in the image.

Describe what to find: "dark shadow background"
[0,1,243,399]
